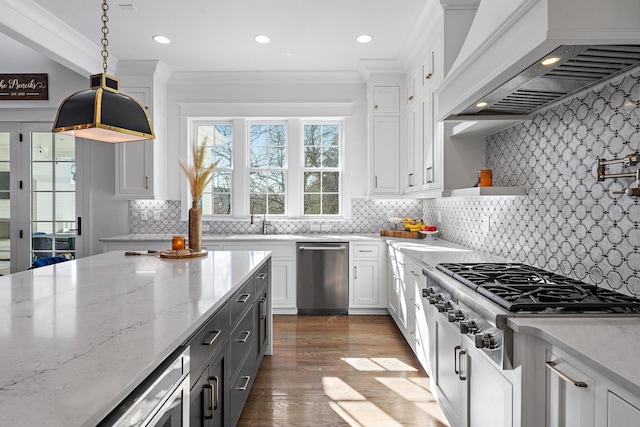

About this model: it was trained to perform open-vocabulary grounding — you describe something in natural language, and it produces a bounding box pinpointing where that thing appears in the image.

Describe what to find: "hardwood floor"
[238,315,449,427]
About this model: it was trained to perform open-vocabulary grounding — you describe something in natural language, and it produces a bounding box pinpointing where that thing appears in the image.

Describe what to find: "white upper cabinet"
[114,61,169,200]
[369,83,402,195]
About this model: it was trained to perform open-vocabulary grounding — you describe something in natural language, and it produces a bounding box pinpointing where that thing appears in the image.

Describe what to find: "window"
[249,123,286,215]
[187,118,343,219]
[196,123,232,215]
[302,123,340,215]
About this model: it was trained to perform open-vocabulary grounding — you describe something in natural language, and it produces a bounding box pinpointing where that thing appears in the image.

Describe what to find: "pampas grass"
[180,139,218,202]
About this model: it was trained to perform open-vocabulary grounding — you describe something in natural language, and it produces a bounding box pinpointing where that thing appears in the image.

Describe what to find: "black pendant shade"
[52,73,155,143]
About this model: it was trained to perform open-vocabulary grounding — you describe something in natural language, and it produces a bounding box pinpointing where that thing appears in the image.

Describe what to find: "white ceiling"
[21,0,431,74]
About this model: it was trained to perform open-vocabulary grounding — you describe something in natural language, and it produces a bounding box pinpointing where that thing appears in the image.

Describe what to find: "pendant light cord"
[101,0,110,74]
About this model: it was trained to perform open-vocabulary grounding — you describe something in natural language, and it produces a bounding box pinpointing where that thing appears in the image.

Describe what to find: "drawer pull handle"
[411,270,420,277]
[546,361,588,387]
[238,294,251,303]
[238,330,251,343]
[257,273,267,280]
[358,250,374,253]
[238,376,251,391]
[203,330,222,346]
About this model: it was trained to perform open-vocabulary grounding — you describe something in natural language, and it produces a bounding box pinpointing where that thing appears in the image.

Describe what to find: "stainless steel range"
[422,262,640,369]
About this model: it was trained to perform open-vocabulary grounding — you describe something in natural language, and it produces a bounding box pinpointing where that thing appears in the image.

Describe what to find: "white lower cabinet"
[608,391,640,427]
[432,310,513,427]
[545,350,595,427]
[350,242,387,312]
[221,243,296,314]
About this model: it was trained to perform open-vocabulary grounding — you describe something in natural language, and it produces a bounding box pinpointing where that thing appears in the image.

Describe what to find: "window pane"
[322,147,339,168]
[0,134,9,161]
[304,125,321,146]
[304,194,321,215]
[213,194,231,215]
[212,146,232,168]
[322,125,339,146]
[304,172,321,192]
[322,172,339,193]
[268,172,285,193]
[322,194,339,215]
[250,125,268,147]
[268,194,285,214]
[250,172,268,193]
[250,146,268,168]
[269,147,286,168]
[304,147,321,168]
[250,194,266,215]
[32,133,52,162]
[32,192,53,221]
[32,163,53,191]
[55,162,76,191]
[55,192,75,222]
[213,171,231,193]
[269,125,286,146]
[201,193,213,215]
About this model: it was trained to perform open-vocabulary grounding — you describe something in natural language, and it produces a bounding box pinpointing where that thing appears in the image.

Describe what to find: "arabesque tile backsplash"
[129,69,640,297]
[424,69,640,297]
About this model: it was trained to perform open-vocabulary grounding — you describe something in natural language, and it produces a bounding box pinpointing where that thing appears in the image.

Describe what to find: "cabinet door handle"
[203,330,222,346]
[203,383,214,419]
[237,376,251,391]
[237,293,251,303]
[145,176,149,189]
[546,361,588,387]
[354,266,358,279]
[454,345,461,374]
[374,175,378,188]
[410,331,419,344]
[257,273,267,280]
[458,350,467,381]
[409,95,414,101]
[425,72,433,80]
[260,298,267,320]
[411,270,420,277]
[211,375,219,410]
[238,330,251,343]
[374,104,379,110]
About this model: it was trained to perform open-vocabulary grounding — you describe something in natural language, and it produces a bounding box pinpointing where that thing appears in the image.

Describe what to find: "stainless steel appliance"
[423,263,640,369]
[99,347,190,427]
[297,242,349,315]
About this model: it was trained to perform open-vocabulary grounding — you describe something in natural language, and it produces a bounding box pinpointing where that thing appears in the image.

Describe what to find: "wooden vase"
[188,200,202,252]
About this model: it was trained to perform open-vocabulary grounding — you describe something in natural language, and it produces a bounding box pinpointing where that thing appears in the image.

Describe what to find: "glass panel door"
[0,131,11,274]
[30,132,76,262]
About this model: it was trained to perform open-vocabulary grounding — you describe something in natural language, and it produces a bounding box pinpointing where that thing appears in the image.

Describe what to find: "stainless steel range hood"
[458,44,640,116]
[437,0,640,125]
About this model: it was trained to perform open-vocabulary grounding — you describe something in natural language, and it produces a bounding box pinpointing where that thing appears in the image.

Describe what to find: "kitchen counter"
[386,236,507,266]
[508,317,640,398]
[0,250,271,427]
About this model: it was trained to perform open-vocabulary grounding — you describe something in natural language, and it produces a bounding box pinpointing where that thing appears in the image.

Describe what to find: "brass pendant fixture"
[52,0,155,143]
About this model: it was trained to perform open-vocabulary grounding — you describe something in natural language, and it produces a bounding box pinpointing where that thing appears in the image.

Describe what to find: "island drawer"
[230,308,256,380]
[189,302,230,379]
[229,355,257,427]
[230,277,255,325]
[255,262,269,294]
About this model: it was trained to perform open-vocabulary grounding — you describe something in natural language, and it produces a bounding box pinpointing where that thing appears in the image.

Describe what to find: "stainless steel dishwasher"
[297,242,349,315]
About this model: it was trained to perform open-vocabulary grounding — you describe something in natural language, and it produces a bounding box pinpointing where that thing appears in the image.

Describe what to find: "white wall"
[0,32,88,122]
[164,72,370,208]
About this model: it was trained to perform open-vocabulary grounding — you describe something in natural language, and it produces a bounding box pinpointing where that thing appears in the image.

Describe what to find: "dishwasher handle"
[299,246,346,251]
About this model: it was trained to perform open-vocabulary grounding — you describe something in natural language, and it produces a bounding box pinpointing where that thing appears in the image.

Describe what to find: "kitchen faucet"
[250,201,274,234]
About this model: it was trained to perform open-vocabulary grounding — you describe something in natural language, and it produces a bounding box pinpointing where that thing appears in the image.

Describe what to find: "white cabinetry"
[369,84,401,195]
[431,308,513,427]
[114,60,169,200]
[608,392,640,427]
[222,242,296,314]
[350,242,387,313]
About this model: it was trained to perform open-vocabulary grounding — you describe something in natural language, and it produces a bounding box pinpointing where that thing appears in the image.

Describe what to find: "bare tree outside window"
[303,124,340,215]
[197,124,232,215]
[249,124,286,215]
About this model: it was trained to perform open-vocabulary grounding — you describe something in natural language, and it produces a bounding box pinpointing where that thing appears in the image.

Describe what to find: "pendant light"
[52,0,155,143]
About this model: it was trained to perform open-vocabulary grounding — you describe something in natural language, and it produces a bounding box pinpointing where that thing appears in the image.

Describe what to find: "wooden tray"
[380,229,425,239]
[159,250,208,259]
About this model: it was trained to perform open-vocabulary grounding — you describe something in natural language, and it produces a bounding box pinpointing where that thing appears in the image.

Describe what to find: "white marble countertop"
[0,250,271,427]
[508,317,640,397]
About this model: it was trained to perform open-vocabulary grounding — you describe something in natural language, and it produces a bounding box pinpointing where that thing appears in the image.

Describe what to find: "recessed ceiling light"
[152,35,171,44]
[476,101,488,108]
[254,34,271,44]
[541,57,560,66]
[356,34,373,44]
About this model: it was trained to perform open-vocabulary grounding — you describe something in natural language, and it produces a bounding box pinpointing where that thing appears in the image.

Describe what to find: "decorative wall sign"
[0,74,48,100]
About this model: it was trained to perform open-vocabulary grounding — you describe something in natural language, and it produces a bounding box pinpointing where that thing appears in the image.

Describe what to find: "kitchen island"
[0,250,271,426]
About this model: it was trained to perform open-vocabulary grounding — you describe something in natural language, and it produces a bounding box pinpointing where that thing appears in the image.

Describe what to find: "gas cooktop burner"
[436,263,640,313]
